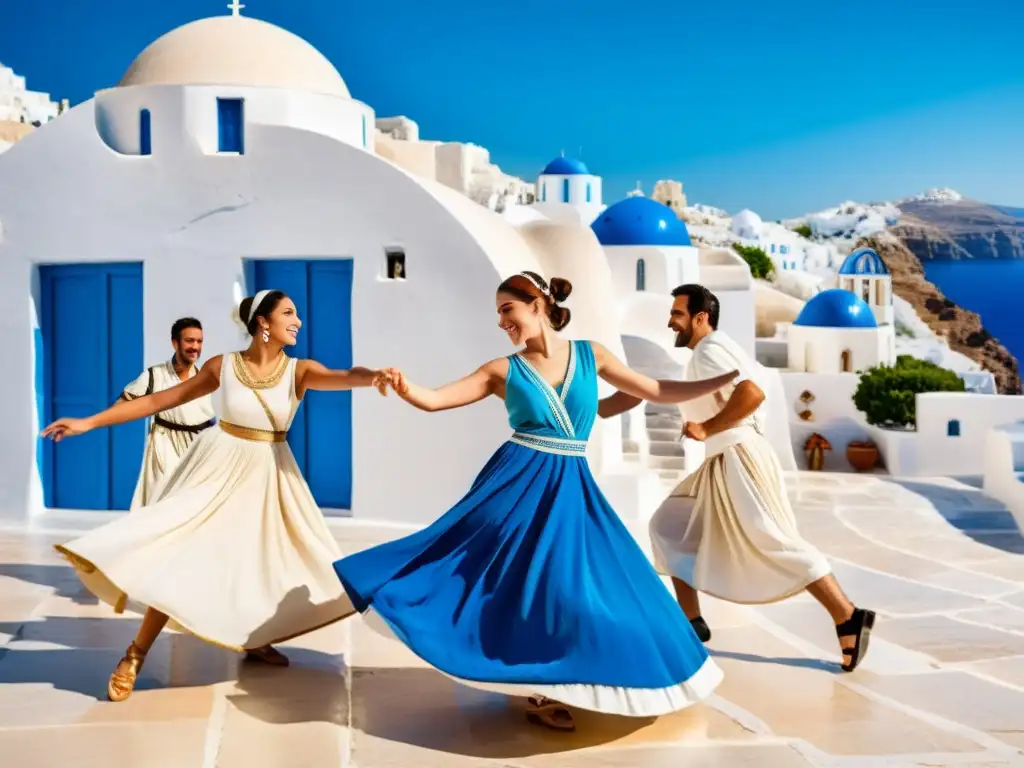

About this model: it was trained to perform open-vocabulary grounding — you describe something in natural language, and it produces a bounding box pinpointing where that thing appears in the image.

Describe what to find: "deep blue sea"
[923,260,1024,363]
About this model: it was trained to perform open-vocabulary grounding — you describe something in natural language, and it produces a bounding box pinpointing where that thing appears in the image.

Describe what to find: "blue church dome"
[794,289,877,328]
[591,197,692,247]
[541,157,590,176]
[838,247,889,276]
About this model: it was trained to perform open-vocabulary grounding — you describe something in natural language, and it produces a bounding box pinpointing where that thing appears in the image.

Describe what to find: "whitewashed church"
[0,10,768,530]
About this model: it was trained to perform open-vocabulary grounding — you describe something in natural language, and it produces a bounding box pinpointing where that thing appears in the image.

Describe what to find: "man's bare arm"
[701,380,765,437]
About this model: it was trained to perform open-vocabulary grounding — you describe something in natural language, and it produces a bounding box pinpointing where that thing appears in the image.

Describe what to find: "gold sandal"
[107,642,147,702]
[526,695,576,732]
[244,645,290,667]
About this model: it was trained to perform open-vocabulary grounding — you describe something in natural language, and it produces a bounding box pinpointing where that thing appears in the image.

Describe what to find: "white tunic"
[122,359,215,510]
[650,331,832,604]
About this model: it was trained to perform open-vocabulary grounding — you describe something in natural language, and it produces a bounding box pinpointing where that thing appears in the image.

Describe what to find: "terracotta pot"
[846,442,879,472]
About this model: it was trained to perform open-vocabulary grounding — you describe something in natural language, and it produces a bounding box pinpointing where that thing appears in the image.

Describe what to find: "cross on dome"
[227,0,245,16]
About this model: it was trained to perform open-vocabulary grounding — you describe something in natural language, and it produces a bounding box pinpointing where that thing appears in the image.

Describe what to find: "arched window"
[947,419,961,437]
[562,178,570,203]
[636,258,646,291]
[586,182,592,203]
[862,280,871,303]
[841,349,852,372]
[541,183,546,202]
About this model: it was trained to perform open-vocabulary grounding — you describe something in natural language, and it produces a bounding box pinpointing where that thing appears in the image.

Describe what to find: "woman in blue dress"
[334,272,738,732]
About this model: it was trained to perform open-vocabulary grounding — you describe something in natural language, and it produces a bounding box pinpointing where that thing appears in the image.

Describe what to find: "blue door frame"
[40,263,145,510]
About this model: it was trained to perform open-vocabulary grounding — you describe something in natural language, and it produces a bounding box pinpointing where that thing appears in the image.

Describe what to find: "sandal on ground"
[836,608,876,672]
[690,616,712,643]
[244,645,290,667]
[108,642,147,702]
[526,695,576,732]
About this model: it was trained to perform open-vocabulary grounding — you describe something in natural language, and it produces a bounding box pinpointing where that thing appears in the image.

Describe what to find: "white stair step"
[649,441,685,457]
[648,427,682,441]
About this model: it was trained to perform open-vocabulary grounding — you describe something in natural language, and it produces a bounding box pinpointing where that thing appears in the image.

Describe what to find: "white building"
[0,14,591,528]
[834,247,894,326]
[0,62,64,125]
[786,289,896,374]
[532,156,604,224]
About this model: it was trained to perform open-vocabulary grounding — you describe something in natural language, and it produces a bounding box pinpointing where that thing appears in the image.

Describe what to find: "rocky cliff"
[893,198,1024,261]
[857,234,1021,393]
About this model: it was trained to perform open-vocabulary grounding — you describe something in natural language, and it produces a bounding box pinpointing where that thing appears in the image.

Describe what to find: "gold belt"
[219,421,288,443]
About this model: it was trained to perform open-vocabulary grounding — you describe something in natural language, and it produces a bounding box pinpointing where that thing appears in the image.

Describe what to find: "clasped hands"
[371,368,409,397]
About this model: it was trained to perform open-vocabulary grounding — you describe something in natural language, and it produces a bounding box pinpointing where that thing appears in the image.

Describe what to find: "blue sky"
[3,0,1023,218]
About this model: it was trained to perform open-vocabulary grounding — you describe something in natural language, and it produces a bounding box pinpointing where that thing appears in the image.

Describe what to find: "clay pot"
[846,441,879,472]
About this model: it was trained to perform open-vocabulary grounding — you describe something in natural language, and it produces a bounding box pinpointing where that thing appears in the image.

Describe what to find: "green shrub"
[792,224,813,239]
[852,355,965,428]
[732,243,775,280]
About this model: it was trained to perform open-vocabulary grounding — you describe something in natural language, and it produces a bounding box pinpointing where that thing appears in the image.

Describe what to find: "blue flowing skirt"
[334,441,722,716]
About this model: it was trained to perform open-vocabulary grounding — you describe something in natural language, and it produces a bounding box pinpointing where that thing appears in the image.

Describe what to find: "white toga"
[122,359,215,510]
[650,331,831,604]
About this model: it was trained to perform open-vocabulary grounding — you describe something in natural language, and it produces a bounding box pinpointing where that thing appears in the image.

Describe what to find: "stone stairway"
[623,402,687,484]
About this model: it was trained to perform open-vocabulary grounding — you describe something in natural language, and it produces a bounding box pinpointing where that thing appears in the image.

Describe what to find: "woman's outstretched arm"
[41,357,224,442]
[296,361,391,399]
[386,359,508,413]
[597,392,644,418]
[591,342,737,404]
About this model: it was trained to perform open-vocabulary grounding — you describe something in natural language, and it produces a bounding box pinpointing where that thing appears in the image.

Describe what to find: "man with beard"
[598,284,875,672]
[120,317,215,510]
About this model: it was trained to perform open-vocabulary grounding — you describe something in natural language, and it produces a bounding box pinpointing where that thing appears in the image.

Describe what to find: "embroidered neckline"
[233,352,289,391]
[515,341,577,439]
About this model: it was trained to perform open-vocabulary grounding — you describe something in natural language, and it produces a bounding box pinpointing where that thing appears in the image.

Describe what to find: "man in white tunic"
[599,284,875,672]
[120,317,215,509]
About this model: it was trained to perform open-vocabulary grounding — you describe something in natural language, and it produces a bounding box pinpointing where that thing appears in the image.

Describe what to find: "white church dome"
[731,209,763,239]
[118,16,351,99]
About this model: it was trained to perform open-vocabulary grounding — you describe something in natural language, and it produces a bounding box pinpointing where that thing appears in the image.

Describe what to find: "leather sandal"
[526,695,576,732]
[108,642,147,702]
[836,608,876,672]
[690,616,712,643]
[244,645,290,667]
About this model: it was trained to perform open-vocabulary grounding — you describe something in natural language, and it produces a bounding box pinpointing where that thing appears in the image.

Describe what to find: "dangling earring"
[261,329,270,343]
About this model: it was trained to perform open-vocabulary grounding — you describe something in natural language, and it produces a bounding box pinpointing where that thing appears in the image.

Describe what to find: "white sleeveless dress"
[56,353,355,651]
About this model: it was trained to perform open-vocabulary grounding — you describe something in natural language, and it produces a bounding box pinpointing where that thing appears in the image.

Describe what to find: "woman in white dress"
[41,289,390,702]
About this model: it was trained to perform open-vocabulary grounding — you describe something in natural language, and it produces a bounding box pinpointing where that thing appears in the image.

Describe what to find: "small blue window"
[542,183,546,202]
[361,115,366,148]
[771,244,776,254]
[780,245,789,254]
[562,178,570,203]
[636,258,646,291]
[217,98,244,154]
[586,182,592,203]
[947,419,961,437]
[139,109,151,156]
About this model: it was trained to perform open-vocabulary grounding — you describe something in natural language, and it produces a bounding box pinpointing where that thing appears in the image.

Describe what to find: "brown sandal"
[244,645,290,667]
[526,695,576,732]
[108,642,147,702]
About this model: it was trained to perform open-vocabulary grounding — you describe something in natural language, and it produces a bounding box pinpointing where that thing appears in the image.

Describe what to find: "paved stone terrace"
[2,472,1024,767]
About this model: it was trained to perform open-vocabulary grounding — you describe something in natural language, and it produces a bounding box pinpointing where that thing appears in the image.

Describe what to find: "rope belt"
[153,416,216,434]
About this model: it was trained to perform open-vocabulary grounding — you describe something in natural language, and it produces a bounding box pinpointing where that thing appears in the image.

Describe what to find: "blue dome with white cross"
[541,157,590,176]
[794,289,877,328]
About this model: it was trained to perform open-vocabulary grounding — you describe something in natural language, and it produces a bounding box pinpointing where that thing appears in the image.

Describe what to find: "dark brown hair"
[497,271,573,331]
[671,283,720,329]
[238,291,288,336]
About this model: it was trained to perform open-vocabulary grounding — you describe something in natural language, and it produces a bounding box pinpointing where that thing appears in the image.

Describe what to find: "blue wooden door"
[250,260,353,509]
[40,263,145,510]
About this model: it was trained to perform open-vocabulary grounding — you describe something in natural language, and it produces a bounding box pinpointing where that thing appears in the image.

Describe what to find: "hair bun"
[548,277,572,304]
[548,305,572,332]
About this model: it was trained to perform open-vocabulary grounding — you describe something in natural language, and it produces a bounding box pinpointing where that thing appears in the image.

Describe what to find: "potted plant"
[846,440,879,472]
[804,433,831,471]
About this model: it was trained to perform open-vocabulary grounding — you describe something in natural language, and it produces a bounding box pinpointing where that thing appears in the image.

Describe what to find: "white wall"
[912,393,1024,477]
[0,101,547,526]
[714,289,756,360]
[95,84,375,156]
[982,423,1024,529]
[605,245,700,299]
[537,173,602,207]
[780,372,872,472]
[787,325,894,374]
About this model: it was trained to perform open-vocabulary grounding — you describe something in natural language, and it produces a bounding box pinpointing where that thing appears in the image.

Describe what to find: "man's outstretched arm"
[597,391,643,418]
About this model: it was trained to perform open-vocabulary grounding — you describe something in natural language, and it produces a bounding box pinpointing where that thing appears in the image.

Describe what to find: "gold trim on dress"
[232,351,290,390]
[219,421,288,443]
